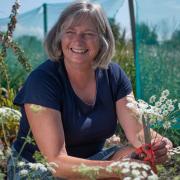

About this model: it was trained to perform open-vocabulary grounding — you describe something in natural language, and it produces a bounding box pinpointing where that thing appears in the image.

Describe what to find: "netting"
[135,0,180,128]
[0,0,124,38]
[1,0,179,104]
[0,0,124,88]
[135,0,180,102]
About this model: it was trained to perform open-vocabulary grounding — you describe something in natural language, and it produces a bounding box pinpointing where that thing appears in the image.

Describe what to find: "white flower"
[155,101,161,107]
[28,163,37,170]
[154,107,162,114]
[163,121,171,129]
[168,105,175,112]
[149,95,156,103]
[130,162,141,168]
[178,103,180,110]
[132,169,140,176]
[123,177,132,180]
[17,161,26,167]
[35,163,46,170]
[160,104,167,111]
[142,171,148,177]
[162,110,168,116]
[0,107,21,122]
[147,173,158,180]
[134,177,143,180]
[160,96,166,103]
[166,99,172,106]
[19,169,28,176]
[122,168,130,173]
[172,118,177,123]
[161,89,169,97]
[39,165,47,172]
[141,164,151,170]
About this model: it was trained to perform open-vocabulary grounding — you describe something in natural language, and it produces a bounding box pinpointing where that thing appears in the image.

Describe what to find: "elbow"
[46,152,67,178]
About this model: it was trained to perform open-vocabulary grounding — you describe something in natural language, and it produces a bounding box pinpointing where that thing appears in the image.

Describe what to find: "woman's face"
[61,18,100,68]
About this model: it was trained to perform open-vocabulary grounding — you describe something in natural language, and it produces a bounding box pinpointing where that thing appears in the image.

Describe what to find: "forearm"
[50,154,121,179]
[129,128,165,147]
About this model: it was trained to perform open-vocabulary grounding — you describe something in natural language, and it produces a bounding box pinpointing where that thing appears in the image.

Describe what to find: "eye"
[84,32,97,37]
[65,30,74,34]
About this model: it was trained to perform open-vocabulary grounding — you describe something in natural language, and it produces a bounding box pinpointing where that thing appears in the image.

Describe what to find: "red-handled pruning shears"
[131,115,157,173]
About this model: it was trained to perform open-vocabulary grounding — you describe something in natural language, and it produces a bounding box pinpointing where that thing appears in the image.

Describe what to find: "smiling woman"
[7,1,172,180]
[60,19,100,69]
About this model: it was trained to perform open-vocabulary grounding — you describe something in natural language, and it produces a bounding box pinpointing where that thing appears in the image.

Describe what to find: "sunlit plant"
[126,89,180,137]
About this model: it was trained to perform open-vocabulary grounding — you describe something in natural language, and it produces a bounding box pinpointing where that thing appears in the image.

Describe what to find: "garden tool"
[131,115,157,173]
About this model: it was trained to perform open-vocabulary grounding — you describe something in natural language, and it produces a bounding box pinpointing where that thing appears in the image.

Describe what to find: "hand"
[151,137,172,164]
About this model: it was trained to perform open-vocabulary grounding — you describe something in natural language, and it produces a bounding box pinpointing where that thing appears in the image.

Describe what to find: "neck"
[64,60,95,89]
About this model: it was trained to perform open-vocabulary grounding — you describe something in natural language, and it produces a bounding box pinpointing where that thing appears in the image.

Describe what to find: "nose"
[74,33,84,40]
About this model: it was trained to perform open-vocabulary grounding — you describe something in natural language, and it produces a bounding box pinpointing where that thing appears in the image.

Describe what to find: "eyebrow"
[66,27,97,33]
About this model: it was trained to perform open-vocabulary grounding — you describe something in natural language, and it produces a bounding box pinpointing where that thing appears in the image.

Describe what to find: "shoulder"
[107,62,125,81]
[14,60,63,110]
[106,61,132,100]
[26,59,61,83]
[34,59,60,76]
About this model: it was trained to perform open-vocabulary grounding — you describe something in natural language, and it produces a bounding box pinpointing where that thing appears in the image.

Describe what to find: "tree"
[137,23,158,45]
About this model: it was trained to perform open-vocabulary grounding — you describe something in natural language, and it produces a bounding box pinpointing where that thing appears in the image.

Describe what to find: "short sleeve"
[14,69,63,111]
[108,63,132,101]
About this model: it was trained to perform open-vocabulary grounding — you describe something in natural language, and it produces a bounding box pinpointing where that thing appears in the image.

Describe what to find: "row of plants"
[0,0,180,179]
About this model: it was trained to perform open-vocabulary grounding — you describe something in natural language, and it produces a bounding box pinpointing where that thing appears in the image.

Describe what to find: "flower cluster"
[108,158,158,180]
[168,146,180,156]
[17,161,58,179]
[126,90,179,130]
[105,134,121,147]
[0,107,21,146]
[0,107,21,122]
[74,158,158,180]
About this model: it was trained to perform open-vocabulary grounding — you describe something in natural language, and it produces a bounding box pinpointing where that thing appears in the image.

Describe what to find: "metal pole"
[128,0,136,57]
[43,3,48,37]
[128,0,141,98]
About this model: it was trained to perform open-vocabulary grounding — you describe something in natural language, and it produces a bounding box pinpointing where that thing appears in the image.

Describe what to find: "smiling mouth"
[71,48,88,54]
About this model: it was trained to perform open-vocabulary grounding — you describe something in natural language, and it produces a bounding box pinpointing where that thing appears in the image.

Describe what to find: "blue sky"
[1,0,179,39]
[0,0,131,37]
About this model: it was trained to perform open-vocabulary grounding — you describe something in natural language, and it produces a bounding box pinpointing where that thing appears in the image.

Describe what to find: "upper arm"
[115,92,143,147]
[24,104,67,162]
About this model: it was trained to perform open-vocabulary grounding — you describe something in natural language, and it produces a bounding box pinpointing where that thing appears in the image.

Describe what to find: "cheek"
[93,40,100,54]
[61,38,68,51]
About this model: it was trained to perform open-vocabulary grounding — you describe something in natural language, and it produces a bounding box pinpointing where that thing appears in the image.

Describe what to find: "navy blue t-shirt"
[13,59,132,162]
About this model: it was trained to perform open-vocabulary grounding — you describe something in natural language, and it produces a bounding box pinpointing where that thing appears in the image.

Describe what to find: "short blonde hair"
[44,0,115,69]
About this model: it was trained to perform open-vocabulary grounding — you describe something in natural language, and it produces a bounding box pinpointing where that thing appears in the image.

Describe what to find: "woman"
[7,1,172,179]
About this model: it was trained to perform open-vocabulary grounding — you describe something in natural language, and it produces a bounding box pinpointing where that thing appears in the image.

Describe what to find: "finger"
[152,141,166,151]
[162,138,173,150]
[154,147,167,158]
[155,154,168,164]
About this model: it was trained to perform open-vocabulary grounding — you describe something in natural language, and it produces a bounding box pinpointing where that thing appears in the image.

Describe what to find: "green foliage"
[153,126,180,147]
[109,18,136,93]
[137,23,158,45]
[0,88,20,147]
[2,35,44,90]
[33,151,47,164]
[0,88,17,108]
[73,163,103,180]
[0,170,5,180]
[157,154,180,179]
[137,43,180,102]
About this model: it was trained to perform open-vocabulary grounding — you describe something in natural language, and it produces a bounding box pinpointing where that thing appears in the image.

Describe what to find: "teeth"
[71,48,87,54]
